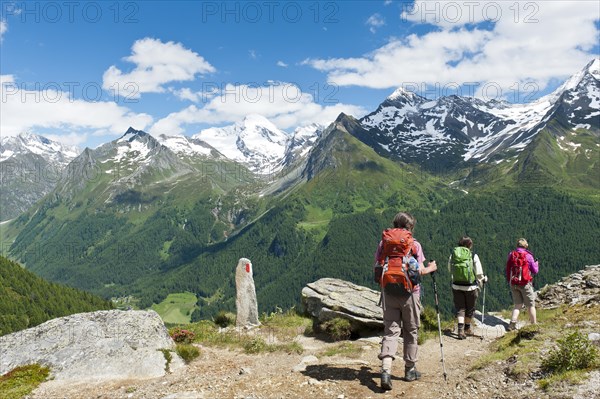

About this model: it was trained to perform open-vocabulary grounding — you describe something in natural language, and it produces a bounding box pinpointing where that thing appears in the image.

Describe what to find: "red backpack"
[506,250,533,285]
[377,228,419,295]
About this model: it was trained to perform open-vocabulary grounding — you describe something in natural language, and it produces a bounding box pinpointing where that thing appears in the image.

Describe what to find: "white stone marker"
[235,257,260,328]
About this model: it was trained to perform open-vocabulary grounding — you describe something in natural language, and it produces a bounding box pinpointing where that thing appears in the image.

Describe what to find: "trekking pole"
[481,281,486,325]
[431,272,448,382]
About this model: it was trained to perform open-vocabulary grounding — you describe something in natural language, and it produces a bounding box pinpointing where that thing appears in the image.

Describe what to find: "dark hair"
[458,236,473,249]
[393,212,416,231]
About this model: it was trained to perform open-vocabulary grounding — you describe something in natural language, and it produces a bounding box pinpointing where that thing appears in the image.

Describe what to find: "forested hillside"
[0,256,113,336]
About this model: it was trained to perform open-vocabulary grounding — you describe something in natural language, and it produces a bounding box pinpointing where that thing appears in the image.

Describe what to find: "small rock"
[308,378,322,385]
[301,355,319,364]
[239,367,252,375]
[337,395,345,399]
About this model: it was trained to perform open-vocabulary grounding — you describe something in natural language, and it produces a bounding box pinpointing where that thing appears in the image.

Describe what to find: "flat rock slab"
[0,310,183,381]
[302,278,383,334]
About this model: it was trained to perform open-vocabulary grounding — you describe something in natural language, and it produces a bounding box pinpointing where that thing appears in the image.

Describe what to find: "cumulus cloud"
[277,60,289,67]
[102,38,215,98]
[366,13,385,33]
[0,20,7,41]
[1,79,153,139]
[149,82,367,135]
[306,1,599,99]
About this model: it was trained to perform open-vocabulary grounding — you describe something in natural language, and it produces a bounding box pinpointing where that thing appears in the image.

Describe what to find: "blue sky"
[1,1,599,148]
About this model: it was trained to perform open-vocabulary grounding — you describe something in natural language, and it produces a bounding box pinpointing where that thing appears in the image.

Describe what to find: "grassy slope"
[151,292,198,324]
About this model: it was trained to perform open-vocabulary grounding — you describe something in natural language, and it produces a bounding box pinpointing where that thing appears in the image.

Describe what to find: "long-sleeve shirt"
[505,247,538,282]
[447,253,484,291]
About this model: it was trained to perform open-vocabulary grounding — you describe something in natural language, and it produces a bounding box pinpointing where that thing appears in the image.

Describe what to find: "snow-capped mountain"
[0,133,81,221]
[359,58,600,168]
[194,114,322,175]
[55,128,194,201]
[0,133,80,165]
[156,133,216,158]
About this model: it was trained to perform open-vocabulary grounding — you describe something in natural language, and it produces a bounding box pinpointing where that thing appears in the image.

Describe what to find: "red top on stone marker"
[246,263,250,273]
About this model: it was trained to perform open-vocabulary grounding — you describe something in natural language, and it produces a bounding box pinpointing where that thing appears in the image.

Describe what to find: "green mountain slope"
[0,256,113,336]
[4,115,600,322]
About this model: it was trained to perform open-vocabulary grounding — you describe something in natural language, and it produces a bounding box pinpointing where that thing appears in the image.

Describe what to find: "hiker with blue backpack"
[373,212,437,390]
[506,238,539,330]
[448,236,487,339]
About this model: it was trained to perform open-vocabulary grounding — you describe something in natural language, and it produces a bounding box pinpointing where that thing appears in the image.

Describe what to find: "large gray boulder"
[0,310,184,381]
[302,278,383,335]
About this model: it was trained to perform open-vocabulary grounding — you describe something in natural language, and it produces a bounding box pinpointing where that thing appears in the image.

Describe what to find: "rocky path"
[31,320,507,399]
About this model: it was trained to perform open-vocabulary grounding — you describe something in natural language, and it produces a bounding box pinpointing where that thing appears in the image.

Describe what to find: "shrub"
[243,336,267,354]
[175,344,200,364]
[542,330,599,373]
[321,317,352,341]
[169,328,196,344]
[213,311,236,328]
[0,364,50,399]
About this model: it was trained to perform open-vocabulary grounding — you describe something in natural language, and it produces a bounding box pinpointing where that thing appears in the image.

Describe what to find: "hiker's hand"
[483,275,488,283]
[427,260,437,273]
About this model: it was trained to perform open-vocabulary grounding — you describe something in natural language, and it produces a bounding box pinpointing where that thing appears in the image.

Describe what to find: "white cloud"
[1,79,153,139]
[306,1,599,99]
[102,38,215,98]
[149,82,367,135]
[366,13,386,33]
[45,132,89,147]
[0,20,7,41]
[277,61,289,68]
[249,50,258,60]
[384,0,392,5]
[170,87,201,102]
[1,74,14,85]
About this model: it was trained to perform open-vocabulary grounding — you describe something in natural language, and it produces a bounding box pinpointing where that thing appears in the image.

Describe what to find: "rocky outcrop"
[538,265,600,309]
[301,278,383,335]
[0,310,184,381]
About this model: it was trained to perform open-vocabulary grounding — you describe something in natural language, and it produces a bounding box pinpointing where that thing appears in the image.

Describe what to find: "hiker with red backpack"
[448,236,488,339]
[373,212,437,390]
[505,238,539,331]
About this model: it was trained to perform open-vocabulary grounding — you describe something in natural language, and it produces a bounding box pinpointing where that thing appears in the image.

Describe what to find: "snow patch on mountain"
[194,115,321,175]
[156,134,214,157]
[0,133,80,164]
[360,59,600,165]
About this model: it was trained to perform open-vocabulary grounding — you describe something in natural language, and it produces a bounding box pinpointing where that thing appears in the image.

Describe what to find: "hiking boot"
[507,321,517,331]
[381,372,393,390]
[457,327,466,340]
[404,367,421,382]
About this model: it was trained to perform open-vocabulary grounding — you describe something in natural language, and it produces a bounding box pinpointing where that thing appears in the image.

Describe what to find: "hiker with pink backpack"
[373,212,437,390]
[506,238,539,330]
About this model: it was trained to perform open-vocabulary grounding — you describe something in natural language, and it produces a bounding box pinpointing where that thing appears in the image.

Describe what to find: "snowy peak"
[0,133,80,164]
[194,115,290,175]
[156,134,215,158]
[357,59,600,169]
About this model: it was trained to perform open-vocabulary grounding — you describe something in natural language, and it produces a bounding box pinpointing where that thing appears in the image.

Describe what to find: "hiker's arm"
[527,252,539,275]
[474,254,487,284]
[420,260,437,275]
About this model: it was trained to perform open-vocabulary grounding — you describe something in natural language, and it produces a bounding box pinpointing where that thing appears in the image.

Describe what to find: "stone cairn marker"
[235,257,260,328]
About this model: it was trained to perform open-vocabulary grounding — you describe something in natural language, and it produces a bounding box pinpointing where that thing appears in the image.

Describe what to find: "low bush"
[175,344,201,364]
[321,317,352,341]
[169,328,196,344]
[213,311,236,328]
[542,330,599,373]
[0,364,50,399]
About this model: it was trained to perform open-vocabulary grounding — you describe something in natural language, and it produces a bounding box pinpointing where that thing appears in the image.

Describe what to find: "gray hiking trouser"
[378,290,421,369]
